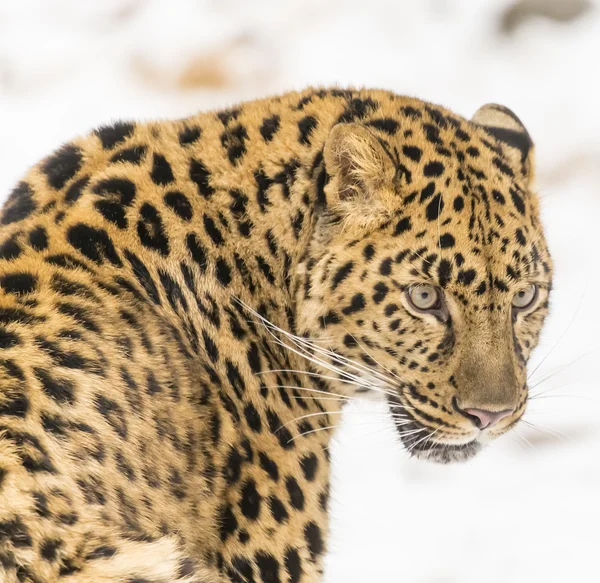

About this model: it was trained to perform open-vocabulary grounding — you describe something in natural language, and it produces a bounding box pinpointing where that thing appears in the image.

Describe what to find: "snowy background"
[0,1,598,581]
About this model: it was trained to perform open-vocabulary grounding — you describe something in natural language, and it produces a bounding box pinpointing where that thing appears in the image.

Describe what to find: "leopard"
[0,86,552,583]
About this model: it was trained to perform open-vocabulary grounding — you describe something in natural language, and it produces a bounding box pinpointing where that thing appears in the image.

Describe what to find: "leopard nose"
[461,407,513,430]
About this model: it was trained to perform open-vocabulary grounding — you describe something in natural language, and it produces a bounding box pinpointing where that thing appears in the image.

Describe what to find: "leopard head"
[296,102,552,463]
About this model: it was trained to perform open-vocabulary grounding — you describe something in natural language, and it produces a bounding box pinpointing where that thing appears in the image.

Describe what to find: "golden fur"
[0,88,551,582]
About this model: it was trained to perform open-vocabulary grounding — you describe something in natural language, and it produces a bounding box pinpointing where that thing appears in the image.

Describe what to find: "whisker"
[289,424,340,442]
[340,325,404,384]
[527,279,589,381]
[528,347,599,391]
[237,299,400,390]
[521,419,572,442]
[513,428,536,451]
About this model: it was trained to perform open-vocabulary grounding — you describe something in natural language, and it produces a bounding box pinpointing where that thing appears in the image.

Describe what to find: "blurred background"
[0,1,598,581]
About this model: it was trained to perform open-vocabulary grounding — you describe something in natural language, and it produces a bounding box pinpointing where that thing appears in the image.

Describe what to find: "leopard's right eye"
[512,284,538,312]
[407,285,441,311]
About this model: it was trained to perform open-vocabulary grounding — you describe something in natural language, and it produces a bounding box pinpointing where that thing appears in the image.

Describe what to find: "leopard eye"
[512,284,538,311]
[407,284,441,311]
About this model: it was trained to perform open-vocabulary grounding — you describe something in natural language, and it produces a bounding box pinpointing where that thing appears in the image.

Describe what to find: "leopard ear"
[323,123,397,229]
[471,104,535,186]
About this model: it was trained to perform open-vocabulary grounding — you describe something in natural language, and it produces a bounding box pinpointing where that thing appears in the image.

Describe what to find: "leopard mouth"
[407,434,482,464]
[390,404,482,464]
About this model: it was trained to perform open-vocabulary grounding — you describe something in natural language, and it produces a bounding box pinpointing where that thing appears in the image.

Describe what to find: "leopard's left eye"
[512,284,538,311]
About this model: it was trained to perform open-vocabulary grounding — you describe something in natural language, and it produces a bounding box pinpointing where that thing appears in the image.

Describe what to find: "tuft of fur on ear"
[323,123,399,231]
[471,104,535,186]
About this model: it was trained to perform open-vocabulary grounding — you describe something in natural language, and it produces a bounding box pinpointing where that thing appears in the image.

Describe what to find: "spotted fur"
[0,87,551,582]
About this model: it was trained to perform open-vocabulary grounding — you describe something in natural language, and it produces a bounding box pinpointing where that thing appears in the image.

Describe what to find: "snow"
[0,1,598,581]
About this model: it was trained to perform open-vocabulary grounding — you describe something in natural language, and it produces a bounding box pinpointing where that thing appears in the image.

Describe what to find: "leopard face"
[296,106,552,463]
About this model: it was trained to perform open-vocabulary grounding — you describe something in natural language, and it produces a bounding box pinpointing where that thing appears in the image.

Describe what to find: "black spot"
[204,215,224,246]
[260,115,280,142]
[43,145,83,189]
[110,145,147,165]
[453,196,464,212]
[259,452,279,481]
[342,293,366,315]
[229,189,248,220]
[0,273,37,295]
[438,234,455,249]
[86,546,117,560]
[493,157,515,177]
[221,124,248,164]
[394,217,412,236]
[95,122,135,149]
[186,234,207,271]
[0,392,29,418]
[179,126,201,146]
[137,203,170,256]
[244,404,262,433]
[304,522,324,561]
[320,310,341,327]
[300,453,318,481]
[402,145,422,162]
[379,258,392,276]
[285,547,303,583]
[492,277,508,292]
[426,193,444,221]
[515,228,527,246]
[0,518,32,547]
[423,124,442,145]
[67,224,122,266]
[92,178,136,229]
[286,476,304,510]
[268,495,289,523]
[0,235,22,261]
[475,281,487,296]
[363,244,375,260]
[492,189,506,205]
[150,153,175,185]
[57,302,99,332]
[217,108,241,126]
[510,189,526,215]
[401,106,422,119]
[256,255,275,284]
[0,328,20,349]
[219,505,238,542]
[247,342,262,374]
[34,368,74,405]
[216,258,232,287]
[189,159,214,198]
[29,227,48,251]
[124,250,161,305]
[202,331,219,363]
[332,261,354,290]
[419,182,435,202]
[298,116,318,145]
[2,182,36,225]
[366,118,399,135]
[372,282,389,304]
[438,259,452,288]
[255,552,281,583]
[338,97,378,123]
[164,191,192,222]
[240,479,262,520]
[255,170,274,213]
[267,409,294,450]
[94,394,127,438]
[424,161,445,177]
[224,448,243,485]
[457,269,476,285]
[228,556,253,581]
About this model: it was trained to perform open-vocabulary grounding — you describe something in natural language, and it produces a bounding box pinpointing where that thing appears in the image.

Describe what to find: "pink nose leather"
[463,408,513,430]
